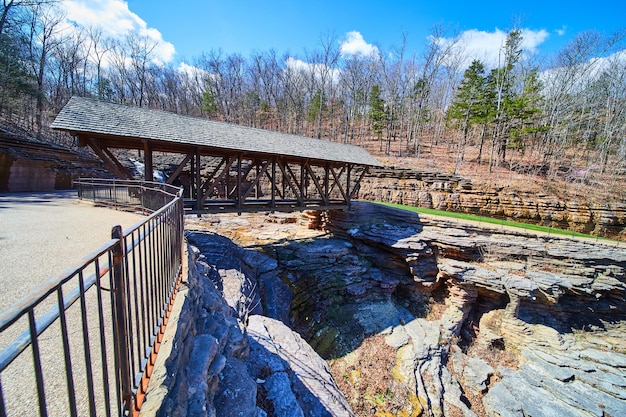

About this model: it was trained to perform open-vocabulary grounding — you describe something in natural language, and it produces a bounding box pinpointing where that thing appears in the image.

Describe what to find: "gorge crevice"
[149,202,625,416]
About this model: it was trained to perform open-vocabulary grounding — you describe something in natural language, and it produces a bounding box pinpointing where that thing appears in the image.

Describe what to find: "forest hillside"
[1,1,625,208]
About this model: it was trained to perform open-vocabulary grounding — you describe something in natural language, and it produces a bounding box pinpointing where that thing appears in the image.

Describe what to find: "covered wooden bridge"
[51,96,381,214]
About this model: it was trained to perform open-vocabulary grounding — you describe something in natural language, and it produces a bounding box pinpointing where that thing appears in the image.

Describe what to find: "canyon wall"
[170,206,625,416]
[359,167,626,240]
[0,130,107,192]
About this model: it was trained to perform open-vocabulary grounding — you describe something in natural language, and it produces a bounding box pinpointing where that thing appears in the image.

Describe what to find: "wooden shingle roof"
[51,96,381,167]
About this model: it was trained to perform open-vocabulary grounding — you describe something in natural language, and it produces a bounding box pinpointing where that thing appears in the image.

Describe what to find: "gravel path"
[0,190,146,415]
[0,190,145,312]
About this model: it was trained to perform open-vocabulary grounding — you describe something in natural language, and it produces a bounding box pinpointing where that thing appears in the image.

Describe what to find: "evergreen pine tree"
[367,84,386,149]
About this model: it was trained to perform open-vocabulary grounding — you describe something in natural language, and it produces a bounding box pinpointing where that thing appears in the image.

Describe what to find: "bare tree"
[338,53,375,144]
[540,30,625,175]
[87,26,113,100]
[412,25,462,156]
[305,32,340,139]
[26,1,64,137]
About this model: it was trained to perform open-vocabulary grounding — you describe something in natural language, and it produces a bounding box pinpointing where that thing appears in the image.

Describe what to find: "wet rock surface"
[160,202,625,416]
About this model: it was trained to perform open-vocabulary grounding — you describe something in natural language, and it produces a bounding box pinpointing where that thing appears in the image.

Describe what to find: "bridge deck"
[51,97,381,213]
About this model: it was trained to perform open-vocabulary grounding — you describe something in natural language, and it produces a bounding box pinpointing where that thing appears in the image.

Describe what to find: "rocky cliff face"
[324,202,626,417]
[142,237,353,417]
[173,203,626,417]
[359,166,626,240]
[0,129,108,191]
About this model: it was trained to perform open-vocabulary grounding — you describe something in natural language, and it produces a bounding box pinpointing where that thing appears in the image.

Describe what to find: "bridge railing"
[0,179,184,417]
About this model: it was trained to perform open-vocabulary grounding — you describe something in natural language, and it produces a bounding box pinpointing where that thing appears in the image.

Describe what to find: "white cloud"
[438,28,549,69]
[556,26,567,36]
[285,57,341,83]
[340,31,379,57]
[285,57,310,73]
[177,62,206,78]
[520,28,549,54]
[62,0,175,64]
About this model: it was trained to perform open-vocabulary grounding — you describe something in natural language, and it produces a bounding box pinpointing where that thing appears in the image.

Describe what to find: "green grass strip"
[373,201,605,240]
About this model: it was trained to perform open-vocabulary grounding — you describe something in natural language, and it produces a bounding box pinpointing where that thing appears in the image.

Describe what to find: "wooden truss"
[168,153,369,213]
[77,135,368,214]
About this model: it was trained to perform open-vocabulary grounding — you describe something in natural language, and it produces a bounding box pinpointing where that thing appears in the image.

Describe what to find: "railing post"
[111,225,133,411]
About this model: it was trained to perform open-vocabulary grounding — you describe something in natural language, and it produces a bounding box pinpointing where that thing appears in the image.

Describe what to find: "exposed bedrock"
[142,241,353,417]
[153,203,625,416]
[0,130,109,192]
[323,202,626,416]
[359,166,626,240]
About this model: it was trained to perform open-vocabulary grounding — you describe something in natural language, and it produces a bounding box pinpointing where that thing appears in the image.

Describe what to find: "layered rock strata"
[150,204,625,416]
[359,166,626,239]
[0,130,107,191]
[324,202,626,416]
[142,235,352,417]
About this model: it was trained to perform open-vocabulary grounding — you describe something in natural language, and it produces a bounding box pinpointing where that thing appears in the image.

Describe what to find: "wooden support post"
[349,166,369,200]
[143,141,153,182]
[329,165,348,202]
[255,163,261,199]
[271,157,276,210]
[305,163,325,202]
[279,162,303,203]
[237,153,242,213]
[347,164,352,206]
[324,163,330,205]
[200,157,234,203]
[300,160,306,201]
[242,160,270,200]
[195,149,202,211]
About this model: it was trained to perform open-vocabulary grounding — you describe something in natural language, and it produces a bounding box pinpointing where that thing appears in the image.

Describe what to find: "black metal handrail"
[0,179,184,416]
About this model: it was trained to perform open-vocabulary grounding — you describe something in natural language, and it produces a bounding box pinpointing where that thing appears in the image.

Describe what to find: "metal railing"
[0,179,184,416]
[76,178,182,214]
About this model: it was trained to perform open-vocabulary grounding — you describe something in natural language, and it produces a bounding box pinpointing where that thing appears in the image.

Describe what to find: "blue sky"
[62,0,625,66]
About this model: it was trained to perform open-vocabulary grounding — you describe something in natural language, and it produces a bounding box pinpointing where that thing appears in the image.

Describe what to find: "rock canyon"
[144,202,626,417]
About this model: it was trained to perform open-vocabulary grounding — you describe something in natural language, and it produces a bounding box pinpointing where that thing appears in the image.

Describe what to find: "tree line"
[1,1,625,179]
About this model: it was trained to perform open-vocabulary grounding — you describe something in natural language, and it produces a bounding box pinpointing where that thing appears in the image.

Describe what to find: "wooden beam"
[329,165,348,202]
[349,166,369,199]
[279,161,302,203]
[200,156,235,203]
[85,137,131,179]
[198,157,226,199]
[228,158,256,199]
[165,152,194,185]
[241,160,270,200]
[304,162,326,203]
[101,147,132,179]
